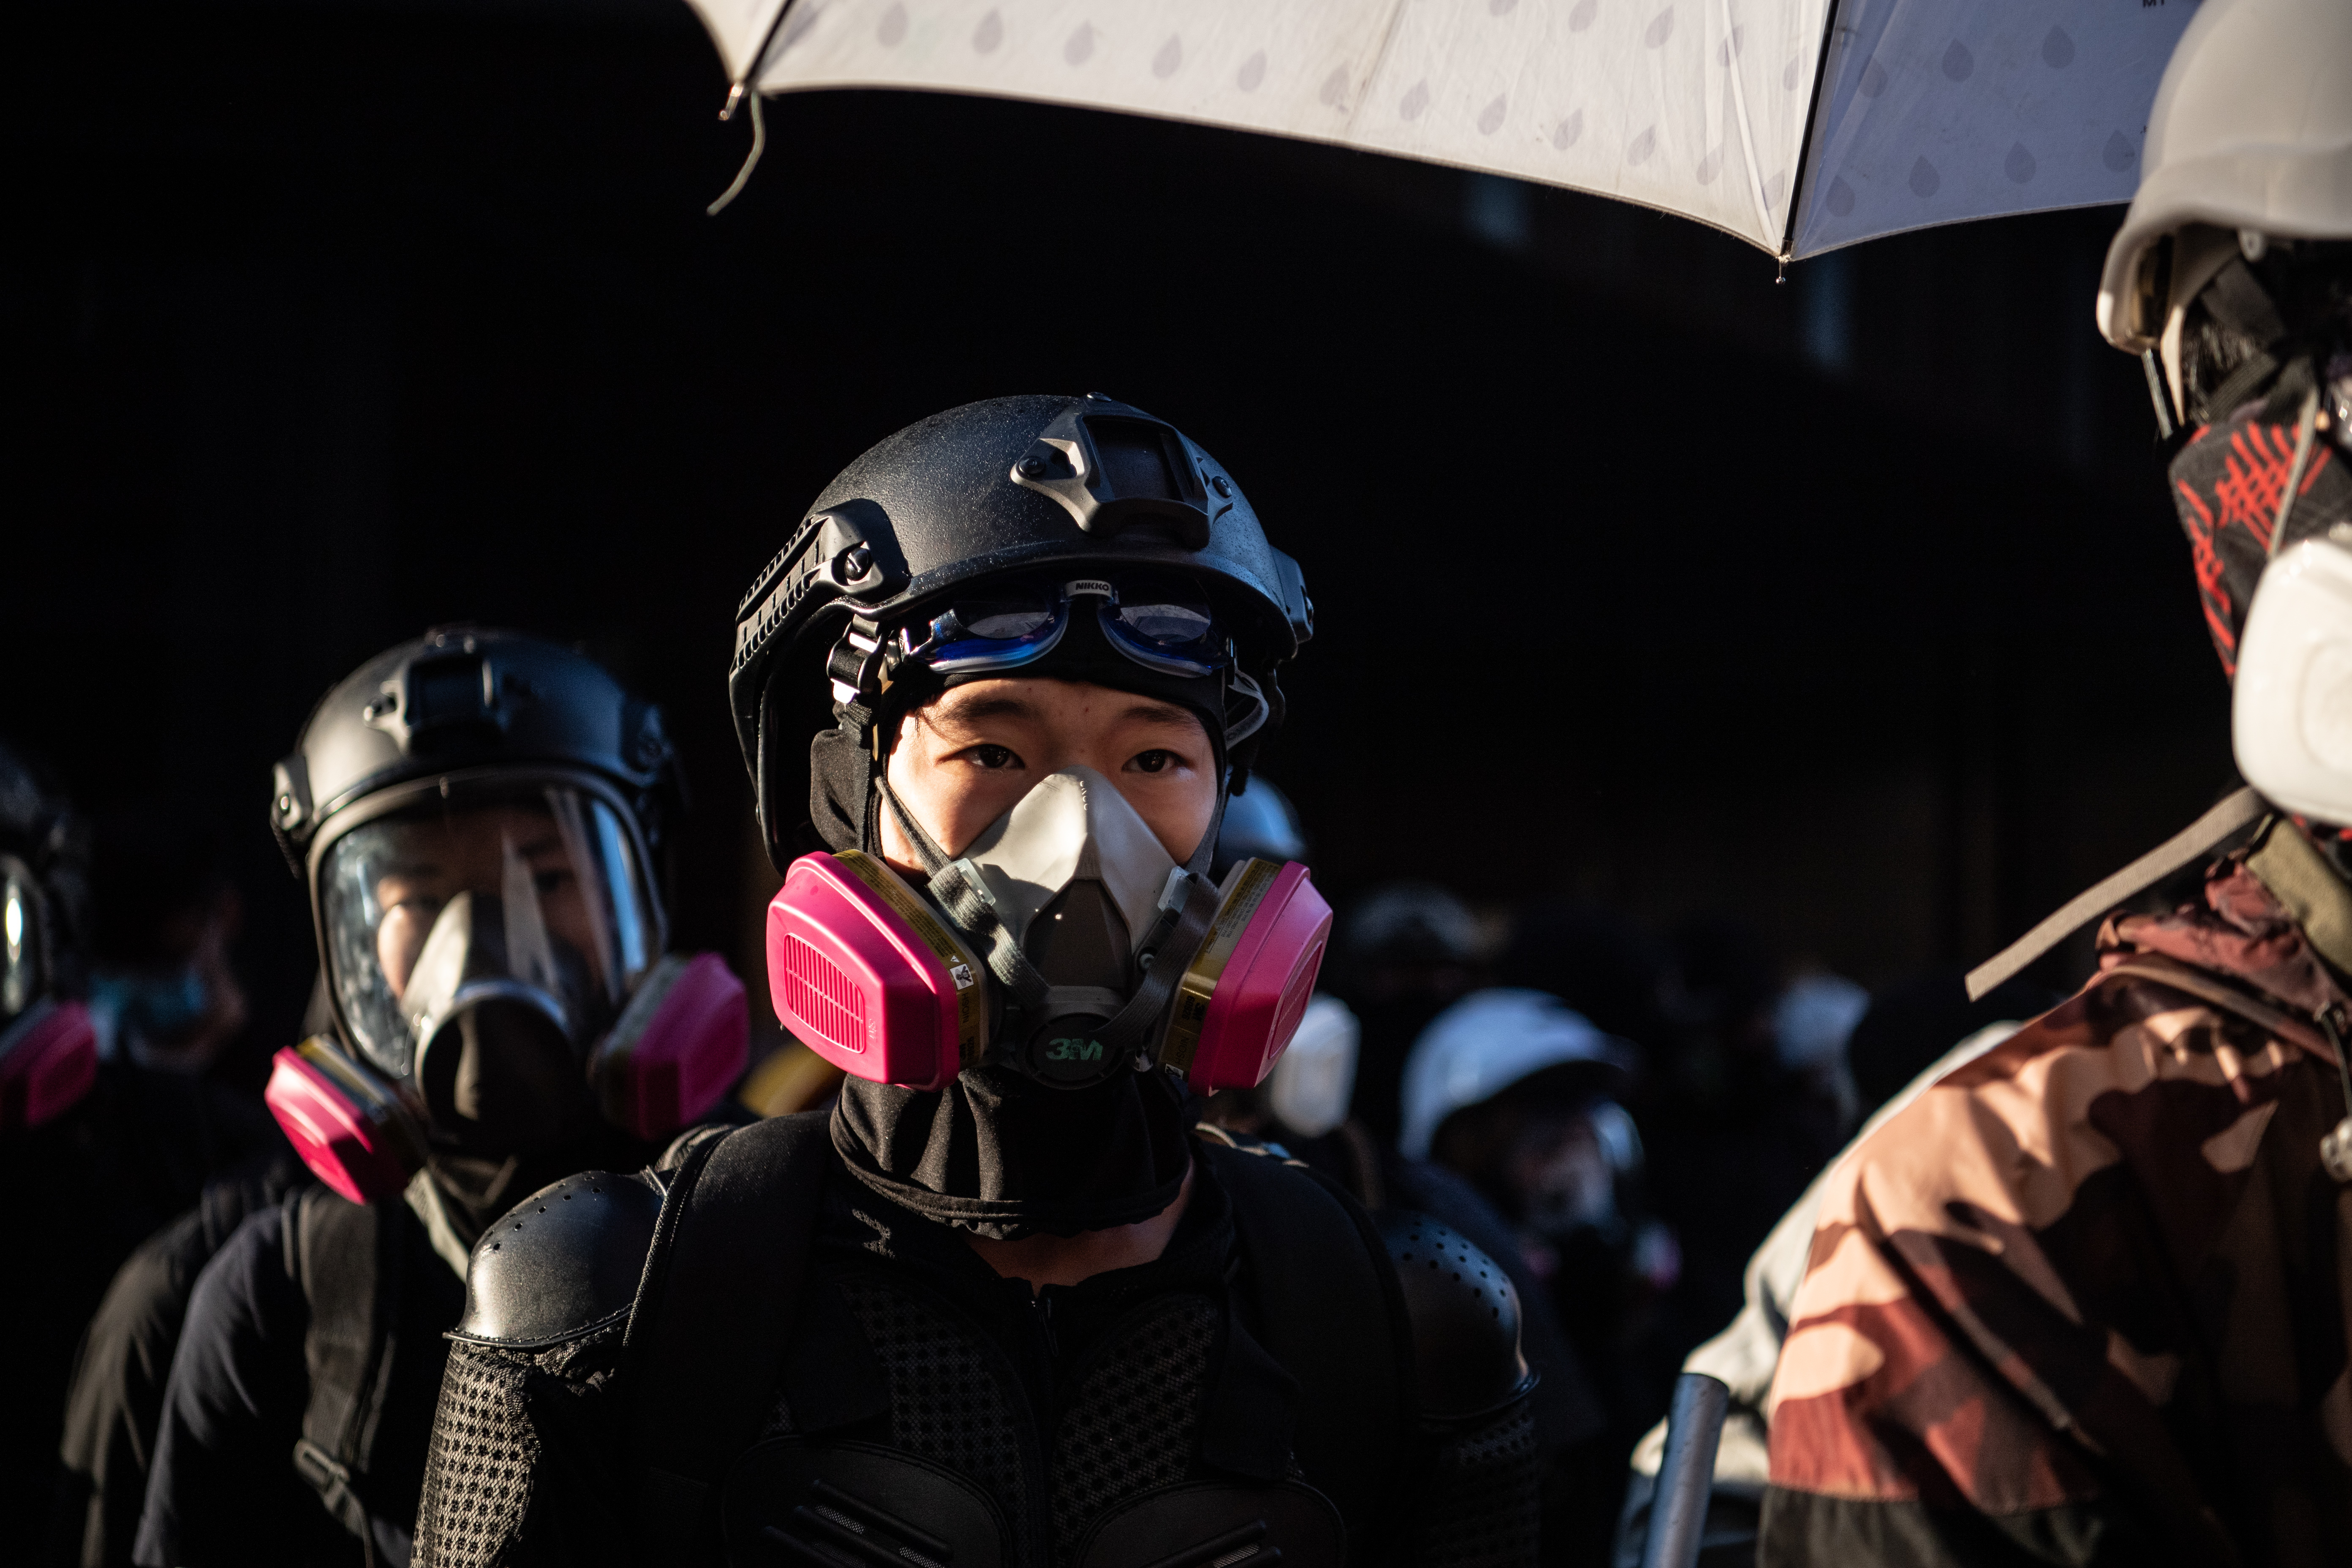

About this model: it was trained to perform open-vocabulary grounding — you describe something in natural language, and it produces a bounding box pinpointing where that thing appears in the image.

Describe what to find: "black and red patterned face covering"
[2169,393,2352,682]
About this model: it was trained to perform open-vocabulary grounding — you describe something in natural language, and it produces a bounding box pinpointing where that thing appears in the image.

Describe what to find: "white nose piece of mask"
[955,766,1180,951]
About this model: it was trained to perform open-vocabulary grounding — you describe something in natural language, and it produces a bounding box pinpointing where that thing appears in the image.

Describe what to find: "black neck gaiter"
[832,1063,1192,1240]
[425,1120,659,1247]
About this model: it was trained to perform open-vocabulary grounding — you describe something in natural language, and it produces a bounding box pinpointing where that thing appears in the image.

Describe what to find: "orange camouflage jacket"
[1759,819,2352,1567]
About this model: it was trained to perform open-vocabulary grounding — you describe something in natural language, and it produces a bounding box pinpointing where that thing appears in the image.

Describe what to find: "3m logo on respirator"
[1044,1037,1105,1063]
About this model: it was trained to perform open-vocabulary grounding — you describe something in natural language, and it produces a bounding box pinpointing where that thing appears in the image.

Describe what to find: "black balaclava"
[814,607,1232,1239]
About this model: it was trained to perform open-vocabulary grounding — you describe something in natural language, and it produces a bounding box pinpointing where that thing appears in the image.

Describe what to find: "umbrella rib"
[742,0,800,93]
[1337,0,1414,139]
[1718,0,1774,250]
[1779,0,1843,260]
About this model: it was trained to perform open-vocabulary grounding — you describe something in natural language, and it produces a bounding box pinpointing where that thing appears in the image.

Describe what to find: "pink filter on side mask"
[1187,862,1333,1096]
[592,952,749,1140]
[0,999,98,1132]
[767,853,964,1092]
[265,1038,427,1204]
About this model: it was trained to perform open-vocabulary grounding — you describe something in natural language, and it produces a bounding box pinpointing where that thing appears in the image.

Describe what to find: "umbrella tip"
[720,81,746,123]
[1775,257,1788,285]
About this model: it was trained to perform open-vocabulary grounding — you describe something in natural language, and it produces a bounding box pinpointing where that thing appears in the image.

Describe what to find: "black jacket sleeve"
[132,1206,348,1568]
[55,1169,303,1568]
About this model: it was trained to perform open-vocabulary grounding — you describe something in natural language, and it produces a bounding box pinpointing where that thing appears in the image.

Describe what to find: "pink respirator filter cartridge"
[590,951,750,1140]
[1178,860,1333,1096]
[766,852,982,1094]
[265,1036,429,1204]
[0,999,99,1132]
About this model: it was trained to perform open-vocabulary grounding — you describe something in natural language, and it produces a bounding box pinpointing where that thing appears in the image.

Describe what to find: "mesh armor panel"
[1418,1403,1539,1568]
[836,1275,1034,1563]
[414,1342,540,1568]
[1049,1294,1218,1567]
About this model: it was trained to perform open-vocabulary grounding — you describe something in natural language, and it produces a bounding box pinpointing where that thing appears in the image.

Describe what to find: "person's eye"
[969,744,1021,771]
[533,868,576,896]
[1130,749,1175,775]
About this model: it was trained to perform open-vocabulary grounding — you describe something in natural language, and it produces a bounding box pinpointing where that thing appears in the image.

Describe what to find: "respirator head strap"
[876,777,1054,1014]
[1081,779,1237,1058]
[1094,867,1225,1061]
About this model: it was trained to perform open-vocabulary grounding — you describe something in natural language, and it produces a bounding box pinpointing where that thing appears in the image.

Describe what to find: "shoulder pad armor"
[1379,1210,1533,1423]
[452,1170,663,1349]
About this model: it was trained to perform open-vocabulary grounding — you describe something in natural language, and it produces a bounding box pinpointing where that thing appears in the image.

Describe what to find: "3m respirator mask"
[2233,533,2352,825]
[767,765,1331,1095]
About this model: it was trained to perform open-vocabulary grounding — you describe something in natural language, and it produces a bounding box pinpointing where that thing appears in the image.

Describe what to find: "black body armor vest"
[416,1115,1538,1568]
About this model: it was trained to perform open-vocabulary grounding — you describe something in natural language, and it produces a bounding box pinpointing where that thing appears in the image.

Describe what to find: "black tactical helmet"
[730,394,1314,870]
[0,739,91,1027]
[272,628,684,1077]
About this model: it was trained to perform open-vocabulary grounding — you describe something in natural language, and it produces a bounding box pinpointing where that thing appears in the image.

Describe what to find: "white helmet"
[1397,988,1633,1161]
[2095,0,2352,357]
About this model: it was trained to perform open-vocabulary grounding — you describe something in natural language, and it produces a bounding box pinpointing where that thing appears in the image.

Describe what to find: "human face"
[370,804,605,1001]
[320,786,660,1080]
[880,678,1218,874]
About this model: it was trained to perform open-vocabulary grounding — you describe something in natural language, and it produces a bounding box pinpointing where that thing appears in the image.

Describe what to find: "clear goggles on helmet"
[895,572,1227,681]
[318,783,660,1078]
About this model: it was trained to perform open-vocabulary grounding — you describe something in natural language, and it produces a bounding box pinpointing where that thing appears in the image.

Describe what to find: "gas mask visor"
[318,781,659,1152]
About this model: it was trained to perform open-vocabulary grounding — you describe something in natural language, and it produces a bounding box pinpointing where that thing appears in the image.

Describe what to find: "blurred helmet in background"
[0,739,97,1131]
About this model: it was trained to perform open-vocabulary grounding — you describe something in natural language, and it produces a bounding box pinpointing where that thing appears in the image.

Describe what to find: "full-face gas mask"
[320,784,659,1149]
[261,630,747,1204]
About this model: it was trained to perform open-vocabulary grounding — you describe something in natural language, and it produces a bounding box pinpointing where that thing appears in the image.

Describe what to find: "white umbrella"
[681,0,2198,256]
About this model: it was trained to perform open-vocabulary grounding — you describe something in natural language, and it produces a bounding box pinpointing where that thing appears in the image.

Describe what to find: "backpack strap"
[624,1110,836,1561]
[287,1186,401,1553]
[1193,1129,1416,1568]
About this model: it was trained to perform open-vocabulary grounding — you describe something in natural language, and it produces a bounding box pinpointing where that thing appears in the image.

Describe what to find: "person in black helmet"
[0,742,297,1551]
[408,396,1544,1568]
[128,629,749,1568]
[0,738,111,1536]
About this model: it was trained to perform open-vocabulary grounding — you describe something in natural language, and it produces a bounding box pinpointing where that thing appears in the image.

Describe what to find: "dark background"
[4,0,2233,1084]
